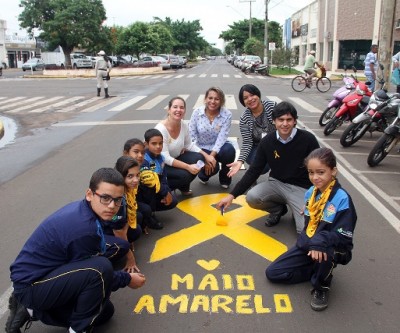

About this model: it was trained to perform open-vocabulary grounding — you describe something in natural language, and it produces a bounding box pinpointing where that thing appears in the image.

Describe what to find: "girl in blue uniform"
[266,147,357,311]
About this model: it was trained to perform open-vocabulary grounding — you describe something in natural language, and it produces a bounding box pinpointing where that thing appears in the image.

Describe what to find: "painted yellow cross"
[150,193,287,263]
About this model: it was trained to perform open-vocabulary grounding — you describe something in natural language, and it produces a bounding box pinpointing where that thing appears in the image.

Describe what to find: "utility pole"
[240,0,256,38]
[264,0,270,65]
[378,0,397,90]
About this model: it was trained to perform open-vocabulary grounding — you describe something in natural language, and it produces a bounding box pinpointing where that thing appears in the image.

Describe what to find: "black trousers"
[265,245,335,291]
[164,151,204,192]
[15,256,114,332]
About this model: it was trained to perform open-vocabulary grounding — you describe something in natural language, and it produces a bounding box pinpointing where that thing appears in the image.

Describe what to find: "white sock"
[27,308,33,317]
[69,328,77,333]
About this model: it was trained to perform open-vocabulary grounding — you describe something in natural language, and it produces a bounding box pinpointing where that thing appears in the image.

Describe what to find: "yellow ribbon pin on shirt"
[274,150,280,158]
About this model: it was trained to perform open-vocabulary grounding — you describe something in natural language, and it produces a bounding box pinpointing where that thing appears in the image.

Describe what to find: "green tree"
[18,0,108,67]
[220,18,282,54]
[244,37,264,58]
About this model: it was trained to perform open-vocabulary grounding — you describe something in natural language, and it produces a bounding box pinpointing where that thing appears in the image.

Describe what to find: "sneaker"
[199,179,208,185]
[310,289,329,311]
[265,205,288,227]
[220,184,229,189]
[5,293,31,333]
[147,216,163,230]
[180,189,193,196]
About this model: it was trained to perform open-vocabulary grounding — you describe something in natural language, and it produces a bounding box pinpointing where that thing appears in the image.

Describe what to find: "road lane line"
[225,94,237,110]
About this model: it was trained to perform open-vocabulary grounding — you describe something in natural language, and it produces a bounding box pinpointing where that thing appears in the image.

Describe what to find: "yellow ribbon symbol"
[150,194,287,263]
[274,150,280,159]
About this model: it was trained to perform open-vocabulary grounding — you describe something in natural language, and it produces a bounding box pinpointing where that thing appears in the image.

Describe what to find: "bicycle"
[291,66,331,93]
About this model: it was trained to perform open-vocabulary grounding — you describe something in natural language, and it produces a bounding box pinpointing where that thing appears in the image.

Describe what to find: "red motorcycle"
[323,80,373,136]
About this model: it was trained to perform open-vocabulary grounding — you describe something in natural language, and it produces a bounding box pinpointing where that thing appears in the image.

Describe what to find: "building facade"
[285,0,400,71]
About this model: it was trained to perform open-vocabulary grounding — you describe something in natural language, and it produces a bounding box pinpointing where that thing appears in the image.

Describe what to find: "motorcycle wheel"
[316,77,332,92]
[244,68,251,75]
[291,76,307,92]
[340,121,371,147]
[367,133,395,167]
[319,106,339,126]
[323,116,343,136]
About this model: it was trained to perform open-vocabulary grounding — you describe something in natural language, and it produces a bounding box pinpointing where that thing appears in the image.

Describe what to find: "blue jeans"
[198,142,236,185]
[365,74,375,91]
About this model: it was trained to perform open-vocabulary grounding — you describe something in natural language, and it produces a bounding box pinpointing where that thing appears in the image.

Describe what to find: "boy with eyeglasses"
[6,168,146,333]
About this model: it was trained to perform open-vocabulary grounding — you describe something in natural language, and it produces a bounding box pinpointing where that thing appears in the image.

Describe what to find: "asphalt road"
[0,59,399,333]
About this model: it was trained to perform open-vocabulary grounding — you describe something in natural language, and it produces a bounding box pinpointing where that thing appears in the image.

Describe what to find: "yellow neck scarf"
[125,187,138,229]
[306,179,336,237]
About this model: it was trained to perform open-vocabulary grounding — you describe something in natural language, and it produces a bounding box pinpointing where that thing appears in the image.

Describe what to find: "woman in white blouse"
[155,97,215,195]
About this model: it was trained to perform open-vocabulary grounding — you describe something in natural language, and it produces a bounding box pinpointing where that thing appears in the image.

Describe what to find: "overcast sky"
[0,0,313,49]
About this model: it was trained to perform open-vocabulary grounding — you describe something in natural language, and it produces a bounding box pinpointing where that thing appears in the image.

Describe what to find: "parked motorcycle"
[319,67,357,126]
[340,89,400,147]
[324,64,385,136]
[367,104,400,166]
[244,62,268,76]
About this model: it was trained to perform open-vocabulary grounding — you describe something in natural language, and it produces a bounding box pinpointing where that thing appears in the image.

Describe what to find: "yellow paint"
[150,194,287,263]
[159,295,189,313]
[133,294,291,314]
[274,294,293,313]
[133,295,156,314]
[236,275,255,291]
[198,274,219,291]
[254,295,271,313]
[190,295,210,313]
[171,274,193,291]
[196,259,220,271]
[211,295,234,313]
[216,215,228,226]
[222,274,233,290]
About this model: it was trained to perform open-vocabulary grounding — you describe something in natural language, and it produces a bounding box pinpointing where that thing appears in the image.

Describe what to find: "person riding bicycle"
[304,50,322,86]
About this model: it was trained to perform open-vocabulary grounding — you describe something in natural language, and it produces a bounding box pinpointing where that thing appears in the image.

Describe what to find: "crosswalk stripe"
[199,74,206,78]
[150,75,163,79]
[127,76,138,80]
[0,97,6,101]
[175,74,184,78]
[137,95,169,110]
[234,74,242,78]
[223,74,230,78]
[6,96,64,113]
[138,76,150,80]
[267,96,282,103]
[33,96,85,113]
[0,97,45,110]
[164,75,173,78]
[187,74,196,78]
[61,97,99,112]
[289,97,321,113]
[193,94,205,109]
[211,74,217,78]
[81,96,122,113]
[0,96,25,107]
[225,94,237,110]
[108,96,147,112]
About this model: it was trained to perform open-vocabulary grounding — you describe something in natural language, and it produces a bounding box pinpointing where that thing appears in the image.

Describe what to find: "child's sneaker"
[310,289,329,311]
[5,293,31,333]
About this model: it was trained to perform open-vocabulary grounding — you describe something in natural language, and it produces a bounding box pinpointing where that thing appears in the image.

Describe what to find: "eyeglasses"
[92,191,124,207]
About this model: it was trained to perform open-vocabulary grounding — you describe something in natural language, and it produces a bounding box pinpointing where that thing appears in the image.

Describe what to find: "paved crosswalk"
[0,93,319,115]
[0,73,267,82]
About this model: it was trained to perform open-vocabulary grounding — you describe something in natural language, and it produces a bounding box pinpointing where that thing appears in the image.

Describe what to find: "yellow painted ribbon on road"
[150,193,287,263]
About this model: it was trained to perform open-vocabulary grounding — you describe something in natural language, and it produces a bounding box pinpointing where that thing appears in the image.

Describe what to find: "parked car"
[179,56,187,66]
[90,56,103,68]
[240,55,262,71]
[109,55,129,67]
[135,56,158,67]
[234,56,245,68]
[159,54,181,69]
[22,58,45,71]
